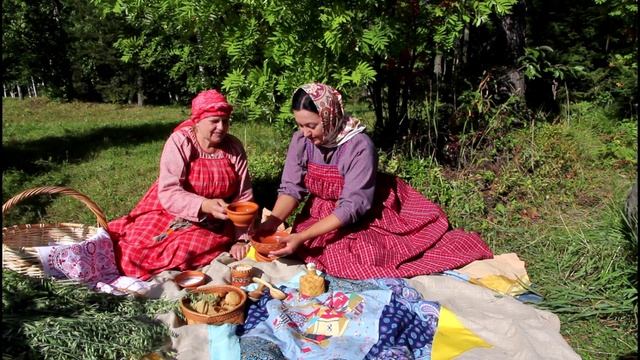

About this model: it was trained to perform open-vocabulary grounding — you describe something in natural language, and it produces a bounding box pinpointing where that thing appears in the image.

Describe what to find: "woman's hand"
[230,242,250,260]
[201,198,229,220]
[252,214,281,238]
[269,233,305,258]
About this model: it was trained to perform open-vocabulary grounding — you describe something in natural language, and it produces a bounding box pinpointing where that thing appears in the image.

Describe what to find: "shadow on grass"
[3,122,175,175]
[2,171,74,226]
[617,352,638,360]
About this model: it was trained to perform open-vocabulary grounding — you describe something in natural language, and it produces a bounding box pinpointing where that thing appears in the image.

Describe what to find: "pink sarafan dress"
[109,129,239,280]
[294,143,493,280]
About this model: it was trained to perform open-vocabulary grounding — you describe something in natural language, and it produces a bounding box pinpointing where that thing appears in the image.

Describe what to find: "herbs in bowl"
[180,285,247,325]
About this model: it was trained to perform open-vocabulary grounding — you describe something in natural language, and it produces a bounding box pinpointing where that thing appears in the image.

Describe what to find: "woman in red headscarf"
[108,89,253,280]
[255,83,493,280]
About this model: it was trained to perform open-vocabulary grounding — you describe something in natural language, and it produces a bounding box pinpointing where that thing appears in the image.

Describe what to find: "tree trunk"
[31,76,38,97]
[17,84,23,100]
[3,84,6,97]
[434,53,443,78]
[499,0,527,97]
[137,73,144,106]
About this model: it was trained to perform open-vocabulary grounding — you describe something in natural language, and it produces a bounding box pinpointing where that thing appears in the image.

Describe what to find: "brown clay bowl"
[226,201,258,227]
[174,270,207,289]
[254,250,278,262]
[250,230,288,255]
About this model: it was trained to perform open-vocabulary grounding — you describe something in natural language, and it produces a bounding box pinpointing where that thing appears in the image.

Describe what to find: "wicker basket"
[2,186,109,278]
[180,285,247,325]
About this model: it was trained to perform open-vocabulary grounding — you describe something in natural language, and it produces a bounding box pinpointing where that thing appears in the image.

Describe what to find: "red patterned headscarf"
[173,89,233,132]
[298,83,365,148]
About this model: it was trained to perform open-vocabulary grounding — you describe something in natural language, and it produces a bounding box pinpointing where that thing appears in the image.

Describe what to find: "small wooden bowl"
[250,230,287,255]
[174,270,207,289]
[226,201,259,227]
[180,285,247,325]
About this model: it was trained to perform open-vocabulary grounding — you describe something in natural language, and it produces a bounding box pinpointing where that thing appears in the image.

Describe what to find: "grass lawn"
[2,97,637,359]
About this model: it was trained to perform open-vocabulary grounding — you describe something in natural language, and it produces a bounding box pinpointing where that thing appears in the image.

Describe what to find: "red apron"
[293,141,493,279]
[109,129,238,280]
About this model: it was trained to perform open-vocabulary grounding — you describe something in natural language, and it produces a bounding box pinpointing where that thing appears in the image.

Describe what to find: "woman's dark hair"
[291,88,318,114]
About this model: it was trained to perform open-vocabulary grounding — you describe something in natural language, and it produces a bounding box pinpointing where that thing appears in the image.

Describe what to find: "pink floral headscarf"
[174,89,233,132]
[299,83,366,148]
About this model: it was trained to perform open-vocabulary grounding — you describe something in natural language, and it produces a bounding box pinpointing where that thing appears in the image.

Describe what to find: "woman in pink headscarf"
[108,89,254,280]
[255,83,493,280]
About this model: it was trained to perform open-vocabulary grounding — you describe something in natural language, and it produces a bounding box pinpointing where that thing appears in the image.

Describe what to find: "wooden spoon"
[248,283,266,301]
[252,277,286,300]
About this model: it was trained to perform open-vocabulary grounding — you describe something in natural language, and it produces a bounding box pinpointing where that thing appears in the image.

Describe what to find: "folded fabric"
[441,270,470,282]
[469,274,530,296]
[245,246,258,261]
[208,324,241,360]
[97,276,152,296]
[35,228,121,286]
[456,253,528,280]
[432,306,491,360]
[456,253,533,296]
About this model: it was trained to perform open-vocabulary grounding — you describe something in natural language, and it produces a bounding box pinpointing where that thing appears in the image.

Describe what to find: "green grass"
[2,97,637,359]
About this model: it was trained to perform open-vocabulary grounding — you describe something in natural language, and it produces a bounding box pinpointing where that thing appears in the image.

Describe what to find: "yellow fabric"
[469,274,531,296]
[245,246,257,261]
[457,253,528,280]
[432,307,491,360]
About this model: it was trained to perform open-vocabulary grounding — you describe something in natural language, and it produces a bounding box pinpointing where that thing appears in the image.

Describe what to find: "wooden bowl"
[174,270,207,289]
[180,285,247,325]
[226,201,258,227]
[250,230,287,255]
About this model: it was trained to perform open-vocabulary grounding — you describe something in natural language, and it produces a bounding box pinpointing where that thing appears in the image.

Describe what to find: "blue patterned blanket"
[237,276,441,360]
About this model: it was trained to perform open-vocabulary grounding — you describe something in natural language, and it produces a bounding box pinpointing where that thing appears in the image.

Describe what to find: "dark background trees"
[3,0,636,161]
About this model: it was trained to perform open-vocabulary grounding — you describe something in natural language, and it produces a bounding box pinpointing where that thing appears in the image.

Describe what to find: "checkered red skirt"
[109,154,238,280]
[294,162,493,279]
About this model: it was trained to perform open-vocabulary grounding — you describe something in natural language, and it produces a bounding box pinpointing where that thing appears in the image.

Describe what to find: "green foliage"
[585,53,638,116]
[430,0,519,48]
[519,46,585,81]
[2,0,76,100]
[594,0,638,18]
[2,269,176,359]
[526,0,637,118]
[87,0,521,140]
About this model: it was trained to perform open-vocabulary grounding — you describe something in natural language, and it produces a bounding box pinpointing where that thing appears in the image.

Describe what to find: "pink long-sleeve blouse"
[278,131,377,225]
[157,130,253,222]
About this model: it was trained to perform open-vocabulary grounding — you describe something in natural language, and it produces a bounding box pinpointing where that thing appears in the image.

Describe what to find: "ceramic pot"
[226,201,258,227]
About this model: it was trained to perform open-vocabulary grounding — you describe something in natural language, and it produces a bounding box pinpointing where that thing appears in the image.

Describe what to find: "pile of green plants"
[2,269,177,359]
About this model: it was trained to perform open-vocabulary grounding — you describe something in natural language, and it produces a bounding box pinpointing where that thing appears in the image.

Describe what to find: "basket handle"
[2,186,108,228]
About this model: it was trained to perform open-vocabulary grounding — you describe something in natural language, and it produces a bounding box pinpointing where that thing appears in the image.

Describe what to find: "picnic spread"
[3,187,580,359]
[27,233,579,359]
[149,253,579,360]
